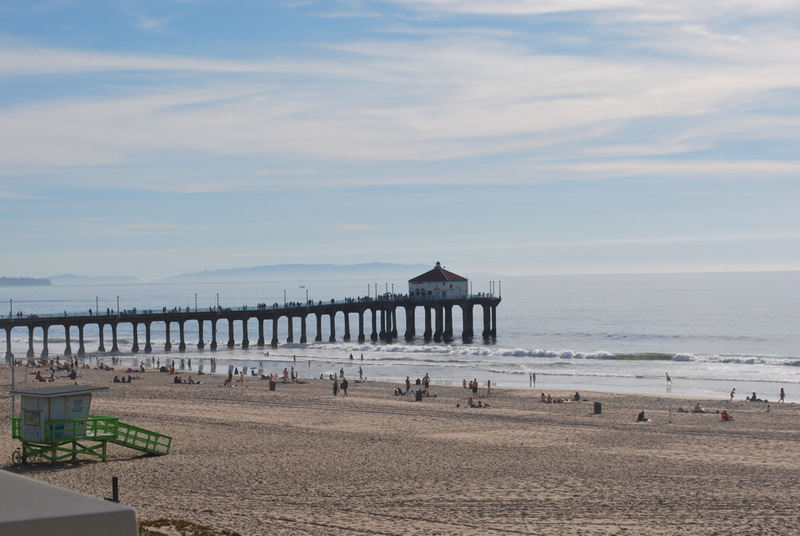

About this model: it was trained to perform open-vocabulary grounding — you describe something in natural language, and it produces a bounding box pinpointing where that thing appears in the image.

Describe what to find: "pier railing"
[6,293,500,320]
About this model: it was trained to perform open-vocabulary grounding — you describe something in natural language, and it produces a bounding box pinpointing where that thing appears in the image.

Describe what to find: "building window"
[24,410,40,427]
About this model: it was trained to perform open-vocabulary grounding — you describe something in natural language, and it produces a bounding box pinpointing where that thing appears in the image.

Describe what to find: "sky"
[1,0,798,281]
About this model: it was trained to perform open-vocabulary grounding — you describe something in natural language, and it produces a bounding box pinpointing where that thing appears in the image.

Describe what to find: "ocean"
[3,271,798,402]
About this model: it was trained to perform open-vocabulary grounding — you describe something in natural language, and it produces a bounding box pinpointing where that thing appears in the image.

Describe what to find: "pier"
[2,295,500,360]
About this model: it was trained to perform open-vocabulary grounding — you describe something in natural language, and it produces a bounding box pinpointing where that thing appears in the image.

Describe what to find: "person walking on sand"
[405,376,411,394]
[730,388,735,401]
[779,388,785,402]
[333,378,339,397]
[341,378,348,397]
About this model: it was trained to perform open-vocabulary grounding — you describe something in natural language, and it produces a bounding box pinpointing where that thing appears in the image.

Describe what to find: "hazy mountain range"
[3,262,441,286]
[157,262,433,283]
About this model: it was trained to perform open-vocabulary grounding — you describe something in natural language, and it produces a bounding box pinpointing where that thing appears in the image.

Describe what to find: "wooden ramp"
[104,418,172,456]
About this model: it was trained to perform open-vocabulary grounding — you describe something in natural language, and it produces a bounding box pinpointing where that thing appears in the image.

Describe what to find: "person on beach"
[721,410,733,421]
[730,388,735,401]
[341,378,348,397]
[779,388,785,402]
[766,404,772,414]
[359,367,363,380]
[405,377,411,394]
[333,378,339,397]
[666,373,672,385]
[423,374,430,389]
[471,379,478,397]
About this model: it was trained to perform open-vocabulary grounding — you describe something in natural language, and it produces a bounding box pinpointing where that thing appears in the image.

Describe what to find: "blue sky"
[1,0,798,281]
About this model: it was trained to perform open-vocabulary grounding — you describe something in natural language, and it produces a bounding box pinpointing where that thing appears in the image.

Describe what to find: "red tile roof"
[408,262,467,283]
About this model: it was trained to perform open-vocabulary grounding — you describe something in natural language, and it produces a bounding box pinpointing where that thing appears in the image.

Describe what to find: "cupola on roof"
[408,261,468,283]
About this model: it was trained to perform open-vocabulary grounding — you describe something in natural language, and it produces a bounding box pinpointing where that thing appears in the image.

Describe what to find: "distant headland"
[0,277,52,287]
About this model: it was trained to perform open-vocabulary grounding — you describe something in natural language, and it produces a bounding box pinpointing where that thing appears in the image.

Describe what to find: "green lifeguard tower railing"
[10,385,171,465]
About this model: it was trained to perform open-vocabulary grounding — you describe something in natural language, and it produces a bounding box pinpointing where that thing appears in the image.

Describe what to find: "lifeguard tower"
[11,385,171,465]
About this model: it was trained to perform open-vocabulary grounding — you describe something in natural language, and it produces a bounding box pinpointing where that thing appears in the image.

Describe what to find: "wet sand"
[1,367,797,535]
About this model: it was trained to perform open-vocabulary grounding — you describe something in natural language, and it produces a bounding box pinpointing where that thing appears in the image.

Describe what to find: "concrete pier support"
[461,304,473,341]
[197,319,205,349]
[271,317,279,347]
[385,308,393,342]
[242,319,249,349]
[328,312,336,342]
[357,311,365,343]
[482,304,491,339]
[443,305,453,343]
[41,325,50,357]
[97,323,106,352]
[423,306,432,341]
[227,320,235,349]
[343,313,351,342]
[164,322,172,351]
[64,325,73,357]
[131,323,139,353]
[77,324,86,357]
[379,309,386,341]
[300,315,307,344]
[404,307,415,341]
[145,322,152,353]
[370,309,378,342]
[257,319,265,347]
[315,313,323,342]
[210,319,218,350]
[434,305,443,342]
[178,321,187,352]
[27,326,35,358]
[286,316,293,344]
[391,307,398,339]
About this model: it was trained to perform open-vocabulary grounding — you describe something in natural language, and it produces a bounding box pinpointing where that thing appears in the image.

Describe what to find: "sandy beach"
[1,366,798,535]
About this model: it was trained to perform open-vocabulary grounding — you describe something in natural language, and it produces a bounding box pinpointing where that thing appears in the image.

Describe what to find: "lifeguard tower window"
[24,410,40,427]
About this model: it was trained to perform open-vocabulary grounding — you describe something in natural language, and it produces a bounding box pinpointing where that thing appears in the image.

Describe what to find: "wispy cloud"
[339,223,378,231]
[1,29,797,184]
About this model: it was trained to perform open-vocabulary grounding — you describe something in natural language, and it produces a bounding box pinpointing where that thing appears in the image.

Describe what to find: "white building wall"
[409,280,468,299]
